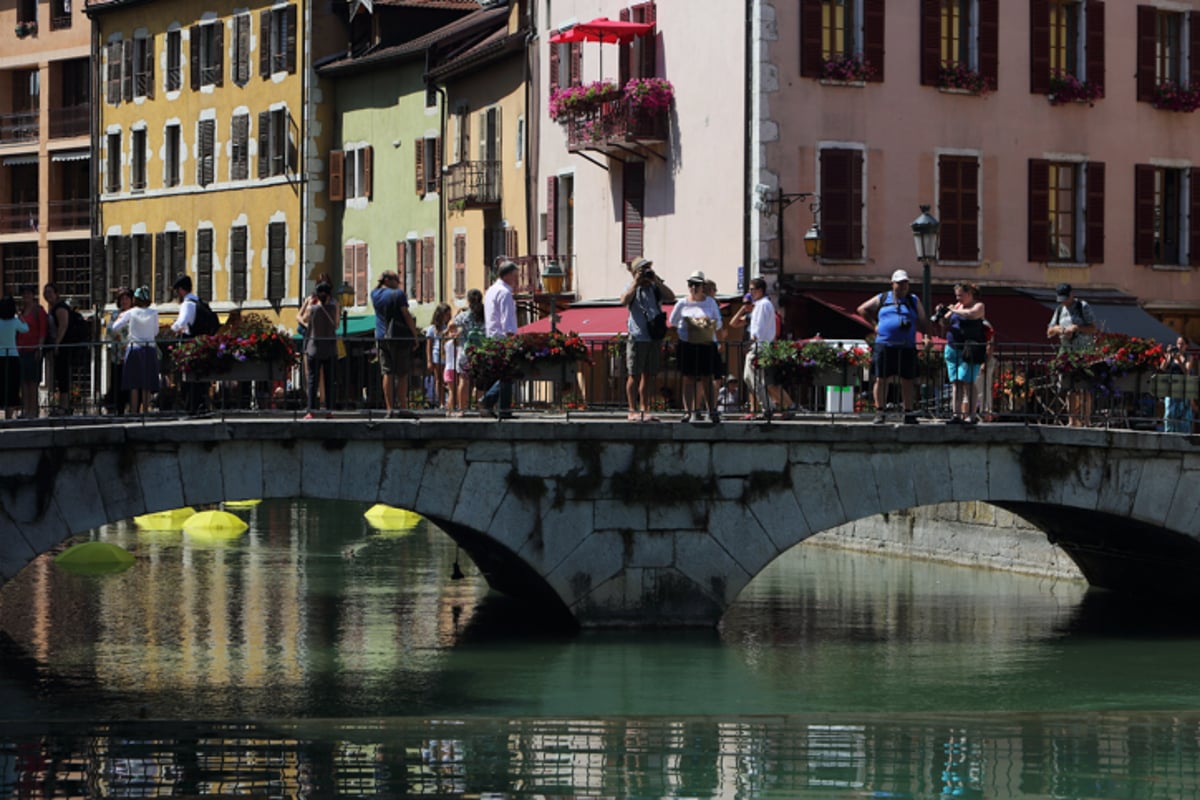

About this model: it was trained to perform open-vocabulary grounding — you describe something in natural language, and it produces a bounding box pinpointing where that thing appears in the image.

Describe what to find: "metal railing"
[444,160,501,207]
[0,111,39,143]
[48,103,88,138]
[3,336,1196,431]
[564,99,668,150]
[47,198,89,230]
[0,202,39,233]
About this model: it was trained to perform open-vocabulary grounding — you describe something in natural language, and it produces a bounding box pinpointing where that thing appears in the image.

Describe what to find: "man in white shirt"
[730,277,777,416]
[481,261,519,417]
[170,274,205,413]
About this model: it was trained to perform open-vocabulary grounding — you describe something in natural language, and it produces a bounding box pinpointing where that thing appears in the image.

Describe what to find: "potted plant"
[548,81,621,121]
[796,339,870,386]
[1152,80,1200,112]
[1050,333,1164,394]
[937,62,992,96]
[623,77,674,115]
[170,312,298,380]
[1047,71,1104,106]
[820,55,875,83]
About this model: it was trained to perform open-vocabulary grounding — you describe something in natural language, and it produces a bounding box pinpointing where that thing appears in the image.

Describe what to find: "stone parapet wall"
[813,502,1085,580]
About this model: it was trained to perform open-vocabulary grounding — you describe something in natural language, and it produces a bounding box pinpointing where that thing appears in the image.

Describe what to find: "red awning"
[519,305,643,338]
[549,18,654,44]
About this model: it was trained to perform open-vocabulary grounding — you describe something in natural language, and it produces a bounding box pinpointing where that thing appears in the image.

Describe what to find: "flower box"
[189,360,289,383]
[169,312,299,379]
[820,56,875,83]
[1047,72,1104,106]
[937,63,992,96]
[812,365,862,387]
[1151,81,1200,112]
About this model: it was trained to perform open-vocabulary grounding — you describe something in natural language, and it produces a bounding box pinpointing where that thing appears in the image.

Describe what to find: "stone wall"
[811,502,1086,580]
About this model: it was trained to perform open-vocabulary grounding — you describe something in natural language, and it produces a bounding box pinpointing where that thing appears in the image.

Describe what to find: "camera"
[639,267,656,283]
[931,304,948,323]
[899,319,912,331]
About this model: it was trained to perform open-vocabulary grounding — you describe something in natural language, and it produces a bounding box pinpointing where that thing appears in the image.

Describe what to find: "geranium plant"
[752,339,869,384]
[624,77,674,115]
[548,81,620,121]
[1152,80,1200,112]
[464,332,591,385]
[821,55,875,83]
[520,330,589,365]
[1050,333,1166,384]
[938,62,992,95]
[1047,71,1104,106]
[170,312,298,377]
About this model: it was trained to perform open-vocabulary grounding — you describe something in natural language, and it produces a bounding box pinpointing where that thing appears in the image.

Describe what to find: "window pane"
[1048,163,1076,261]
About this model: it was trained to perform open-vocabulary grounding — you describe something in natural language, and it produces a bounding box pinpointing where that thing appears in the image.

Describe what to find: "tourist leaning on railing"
[0,296,29,419]
[109,286,160,415]
[1161,336,1194,434]
[16,284,45,420]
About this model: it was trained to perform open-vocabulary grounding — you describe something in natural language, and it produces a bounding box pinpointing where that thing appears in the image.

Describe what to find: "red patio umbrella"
[548,17,655,80]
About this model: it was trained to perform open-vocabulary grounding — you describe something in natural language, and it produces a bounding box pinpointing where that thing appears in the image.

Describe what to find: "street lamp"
[803,223,823,259]
[910,205,940,315]
[540,260,566,411]
[774,191,822,274]
[336,280,355,338]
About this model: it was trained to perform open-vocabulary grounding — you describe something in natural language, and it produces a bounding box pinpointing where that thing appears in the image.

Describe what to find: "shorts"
[872,343,917,380]
[19,350,42,383]
[944,345,980,384]
[626,339,661,376]
[443,367,457,384]
[710,342,725,379]
[378,339,413,375]
[678,340,716,378]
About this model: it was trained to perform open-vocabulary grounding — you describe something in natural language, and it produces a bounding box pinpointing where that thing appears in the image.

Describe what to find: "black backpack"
[54,301,90,344]
[190,297,220,336]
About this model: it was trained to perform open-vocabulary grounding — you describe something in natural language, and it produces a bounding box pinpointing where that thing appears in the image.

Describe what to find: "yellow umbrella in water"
[363,504,422,532]
[183,510,249,539]
[224,499,262,510]
[133,506,197,530]
[55,541,136,575]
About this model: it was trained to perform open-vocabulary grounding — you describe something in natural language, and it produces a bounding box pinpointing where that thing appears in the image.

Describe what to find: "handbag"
[684,316,716,344]
[648,312,667,341]
[336,337,347,360]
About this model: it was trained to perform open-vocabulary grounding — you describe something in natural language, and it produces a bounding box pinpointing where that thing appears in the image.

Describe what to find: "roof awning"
[2,154,38,167]
[549,18,654,44]
[1015,289,1178,344]
[519,305,644,338]
[50,150,90,162]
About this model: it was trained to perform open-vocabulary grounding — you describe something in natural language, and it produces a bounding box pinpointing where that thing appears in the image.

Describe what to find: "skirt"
[0,356,19,406]
[678,340,716,378]
[123,345,161,392]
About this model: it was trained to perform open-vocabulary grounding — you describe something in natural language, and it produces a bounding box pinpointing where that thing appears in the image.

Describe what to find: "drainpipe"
[431,78,448,305]
[743,0,756,292]
[299,0,310,303]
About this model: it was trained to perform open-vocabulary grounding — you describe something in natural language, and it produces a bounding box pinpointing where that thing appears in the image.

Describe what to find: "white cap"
[891,269,911,283]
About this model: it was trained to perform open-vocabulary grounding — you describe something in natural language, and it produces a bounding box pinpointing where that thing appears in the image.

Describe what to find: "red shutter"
[433,138,442,193]
[1086,1,1105,94]
[549,41,560,93]
[820,148,863,260]
[799,0,823,77]
[413,238,423,299]
[1030,0,1050,93]
[920,0,942,86]
[938,156,978,262]
[1134,164,1157,264]
[546,176,558,257]
[622,162,645,264]
[1028,159,1051,262]
[396,241,407,291]
[343,243,355,299]
[619,7,632,86]
[569,42,582,86]
[979,0,999,90]
[1136,5,1157,102]
[329,150,344,202]
[638,2,657,79]
[363,146,373,200]
[354,243,368,306]
[454,233,466,299]
[1191,168,1200,266]
[422,236,435,303]
[848,151,864,259]
[1085,162,1104,263]
[863,0,884,82]
[415,138,425,196]
[1192,11,1200,88]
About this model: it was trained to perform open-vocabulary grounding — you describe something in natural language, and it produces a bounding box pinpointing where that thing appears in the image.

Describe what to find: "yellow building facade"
[87,0,337,326]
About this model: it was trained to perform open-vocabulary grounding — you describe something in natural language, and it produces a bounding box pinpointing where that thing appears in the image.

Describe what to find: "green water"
[2,499,1200,798]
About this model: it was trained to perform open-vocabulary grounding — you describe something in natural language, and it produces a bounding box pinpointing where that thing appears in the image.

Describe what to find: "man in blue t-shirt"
[857,269,928,425]
[370,270,419,418]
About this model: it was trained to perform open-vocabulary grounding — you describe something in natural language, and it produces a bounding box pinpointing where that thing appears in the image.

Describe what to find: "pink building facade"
[756,0,1200,342]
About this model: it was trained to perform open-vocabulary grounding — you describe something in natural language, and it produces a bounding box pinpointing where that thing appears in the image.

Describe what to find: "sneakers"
[680,412,692,423]
[710,409,721,424]
[303,412,315,420]
[903,412,920,425]
[872,412,886,424]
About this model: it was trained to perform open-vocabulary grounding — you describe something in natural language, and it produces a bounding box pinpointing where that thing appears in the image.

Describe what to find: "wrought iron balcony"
[0,202,39,234]
[49,104,87,138]
[444,160,501,208]
[0,111,39,144]
[508,254,576,296]
[48,198,89,230]
[563,100,667,154]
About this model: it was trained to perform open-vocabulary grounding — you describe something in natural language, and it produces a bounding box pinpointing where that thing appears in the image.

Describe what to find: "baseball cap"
[891,269,910,283]
[1056,282,1072,301]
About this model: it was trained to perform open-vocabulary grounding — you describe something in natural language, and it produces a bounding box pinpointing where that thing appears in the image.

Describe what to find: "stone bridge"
[1,420,1198,627]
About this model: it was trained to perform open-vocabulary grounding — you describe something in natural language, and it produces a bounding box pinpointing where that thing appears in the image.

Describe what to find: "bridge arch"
[2,421,1198,627]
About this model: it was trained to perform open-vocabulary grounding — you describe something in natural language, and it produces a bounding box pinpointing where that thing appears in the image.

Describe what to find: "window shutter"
[920,0,942,86]
[118,236,132,287]
[1028,160,1051,262]
[231,225,247,303]
[413,238,423,300]
[1136,5,1156,102]
[1133,165,1157,264]
[190,25,200,90]
[1085,161,1105,263]
[145,36,155,99]
[863,0,884,82]
[546,176,557,257]
[422,236,435,303]
[329,150,344,201]
[1190,169,1200,266]
[123,39,133,101]
[155,232,167,302]
[231,114,248,180]
[1191,10,1200,88]
[396,241,407,291]
[619,8,632,86]
[434,138,442,192]
[819,148,863,260]
[478,112,487,161]
[343,243,354,297]
[173,230,187,286]
[106,42,121,104]
[454,233,466,299]
[235,14,250,85]
[848,151,864,259]
[258,111,271,179]
[286,4,298,74]
[569,42,582,86]
[199,119,215,187]
[638,2,657,79]
[260,10,272,78]
[268,222,285,301]
[1086,1,1105,93]
[549,40,560,93]
[799,0,822,77]
[622,162,645,264]
[505,227,518,260]
[92,237,108,308]
[979,0,999,90]
[354,243,368,306]
[197,228,213,301]
[415,138,425,196]
[938,156,979,262]
[213,22,224,87]
[139,234,152,290]
[1030,0,1050,93]
[363,145,372,200]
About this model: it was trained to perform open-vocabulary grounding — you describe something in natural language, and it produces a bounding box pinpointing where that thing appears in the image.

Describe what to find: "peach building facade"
[756,0,1200,341]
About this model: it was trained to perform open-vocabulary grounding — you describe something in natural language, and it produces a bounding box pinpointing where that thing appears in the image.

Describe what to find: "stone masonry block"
[300,440,345,500]
[747,486,810,552]
[594,499,647,532]
[178,442,225,507]
[713,443,786,476]
[1132,458,1181,527]
[1058,449,1105,512]
[378,446,429,509]
[947,445,981,503]
[869,451,918,515]
[16,498,70,557]
[597,442,634,476]
[789,443,831,465]
[709,500,779,577]
[488,491,539,555]
[260,440,303,500]
[520,500,593,575]
[831,451,881,522]
[415,448,468,519]
[790,463,845,534]
[717,478,744,500]
[221,441,264,503]
[1096,458,1140,517]
[135,449,186,516]
[1165,469,1200,534]
[516,442,577,478]
[648,502,706,531]
[651,442,711,477]
[465,440,513,463]
[546,531,624,606]
[908,446,952,508]
[674,532,750,606]
[450,461,512,532]
[629,531,674,568]
[91,449,150,525]
[337,440,387,503]
[986,445,1025,502]
[51,454,109,534]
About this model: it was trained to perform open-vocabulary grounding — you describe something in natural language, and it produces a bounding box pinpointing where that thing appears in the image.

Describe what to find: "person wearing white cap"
[857,269,928,424]
[668,270,723,422]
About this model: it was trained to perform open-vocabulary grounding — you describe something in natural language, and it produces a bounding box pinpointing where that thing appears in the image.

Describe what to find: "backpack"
[62,306,89,344]
[190,297,220,336]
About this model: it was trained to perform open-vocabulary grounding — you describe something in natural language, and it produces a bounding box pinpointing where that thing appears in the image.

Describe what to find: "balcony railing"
[564,100,668,152]
[0,111,39,144]
[444,160,501,208]
[506,254,577,296]
[49,104,88,138]
[0,202,39,233]
[48,198,89,230]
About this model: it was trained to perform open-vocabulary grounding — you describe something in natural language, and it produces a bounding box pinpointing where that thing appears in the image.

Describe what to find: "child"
[717,375,741,414]
[425,303,451,409]
[443,325,459,416]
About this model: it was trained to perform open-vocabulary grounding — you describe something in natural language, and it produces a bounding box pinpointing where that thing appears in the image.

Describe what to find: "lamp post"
[910,205,940,317]
[774,191,822,277]
[336,281,355,338]
[540,261,566,410]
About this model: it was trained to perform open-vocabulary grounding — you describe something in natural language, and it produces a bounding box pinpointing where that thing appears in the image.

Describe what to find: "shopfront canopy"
[549,18,654,45]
